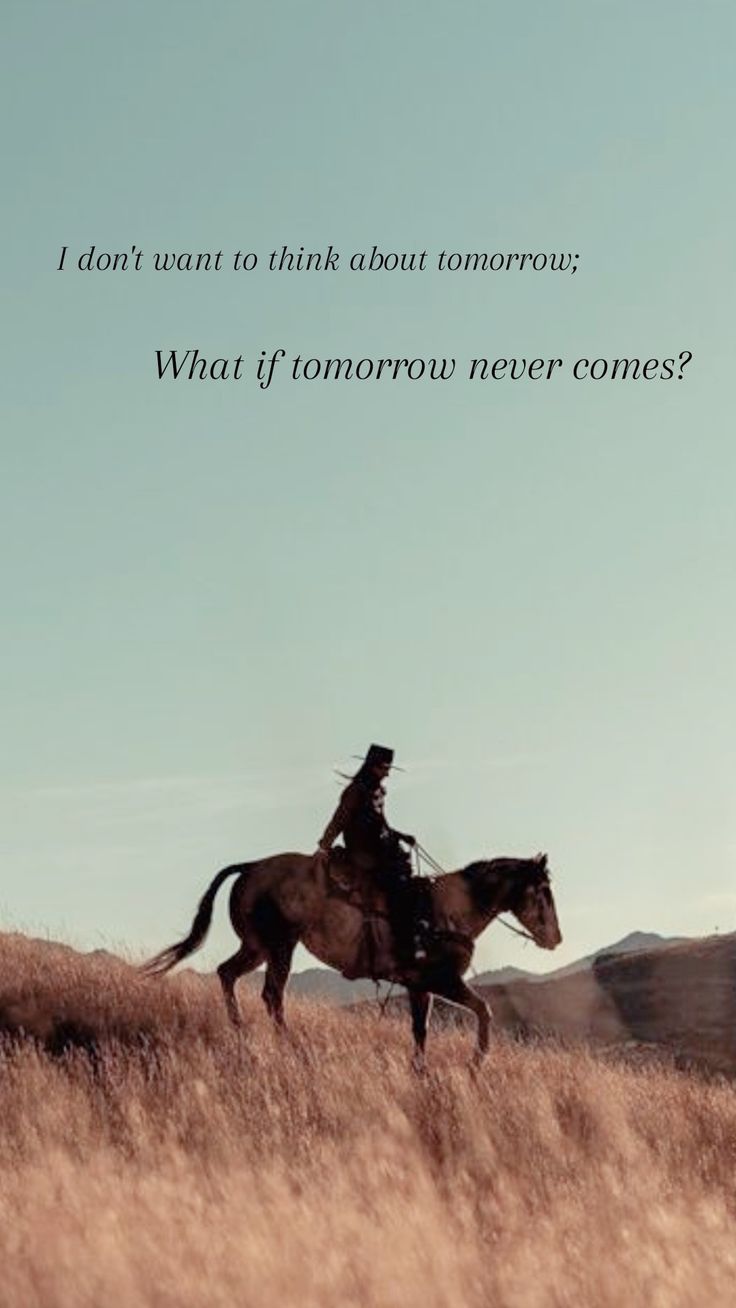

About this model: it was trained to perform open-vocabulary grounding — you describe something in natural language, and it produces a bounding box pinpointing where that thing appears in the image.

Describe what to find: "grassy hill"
[1,929,735,1307]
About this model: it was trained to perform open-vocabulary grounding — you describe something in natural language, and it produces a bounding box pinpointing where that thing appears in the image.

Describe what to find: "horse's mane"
[460,859,496,881]
[460,855,549,883]
[460,857,526,880]
[459,856,549,914]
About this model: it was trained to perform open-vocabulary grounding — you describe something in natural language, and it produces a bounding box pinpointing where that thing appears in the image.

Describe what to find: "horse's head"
[464,852,562,950]
[506,853,562,950]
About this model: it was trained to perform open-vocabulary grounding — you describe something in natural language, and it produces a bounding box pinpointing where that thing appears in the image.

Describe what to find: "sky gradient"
[1,1,734,974]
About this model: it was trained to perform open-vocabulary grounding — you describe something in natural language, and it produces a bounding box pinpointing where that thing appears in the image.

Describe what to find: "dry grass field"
[1,932,736,1308]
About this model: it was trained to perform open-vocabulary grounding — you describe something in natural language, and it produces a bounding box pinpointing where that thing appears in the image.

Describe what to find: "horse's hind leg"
[217,943,262,1027]
[262,933,298,1030]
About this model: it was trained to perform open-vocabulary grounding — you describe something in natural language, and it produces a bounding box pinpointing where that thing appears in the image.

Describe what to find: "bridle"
[414,842,541,946]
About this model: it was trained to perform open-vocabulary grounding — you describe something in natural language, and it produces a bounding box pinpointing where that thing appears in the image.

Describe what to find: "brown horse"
[144,851,561,1061]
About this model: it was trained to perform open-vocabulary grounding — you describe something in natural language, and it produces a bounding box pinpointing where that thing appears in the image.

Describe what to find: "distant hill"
[548,929,689,977]
[237,931,690,999]
[244,967,390,1005]
[471,964,533,987]
[471,931,736,1071]
[280,931,687,1004]
[472,930,689,987]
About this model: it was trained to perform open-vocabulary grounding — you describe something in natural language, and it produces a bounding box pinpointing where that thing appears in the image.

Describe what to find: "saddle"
[324,848,471,981]
[325,849,436,932]
[325,848,387,916]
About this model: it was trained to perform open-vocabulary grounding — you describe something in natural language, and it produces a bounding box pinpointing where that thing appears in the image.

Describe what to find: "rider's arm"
[391,828,416,847]
[318,783,360,851]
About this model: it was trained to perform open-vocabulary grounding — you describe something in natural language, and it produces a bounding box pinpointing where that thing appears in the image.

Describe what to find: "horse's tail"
[142,864,247,976]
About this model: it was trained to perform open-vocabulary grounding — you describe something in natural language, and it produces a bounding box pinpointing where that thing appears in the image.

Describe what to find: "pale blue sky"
[1,1,734,973]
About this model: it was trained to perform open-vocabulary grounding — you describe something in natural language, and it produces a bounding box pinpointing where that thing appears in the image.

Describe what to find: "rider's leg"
[389,871,425,963]
[413,879,433,950]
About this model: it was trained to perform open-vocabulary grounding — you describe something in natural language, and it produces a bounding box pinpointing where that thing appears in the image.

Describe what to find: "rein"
[414,841,446,877]
[414,842,536,945]
[496,917,535,944]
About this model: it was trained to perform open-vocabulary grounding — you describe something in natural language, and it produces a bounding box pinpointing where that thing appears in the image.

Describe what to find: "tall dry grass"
[1,932,735,1308]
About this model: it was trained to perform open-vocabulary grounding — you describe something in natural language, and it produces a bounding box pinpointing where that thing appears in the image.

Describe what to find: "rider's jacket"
[319,779,412,871]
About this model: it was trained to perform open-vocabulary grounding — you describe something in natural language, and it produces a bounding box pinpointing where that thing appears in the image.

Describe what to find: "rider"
[318,744,429,964]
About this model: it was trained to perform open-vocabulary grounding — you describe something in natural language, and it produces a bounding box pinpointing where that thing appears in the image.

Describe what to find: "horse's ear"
[534,852,548,869]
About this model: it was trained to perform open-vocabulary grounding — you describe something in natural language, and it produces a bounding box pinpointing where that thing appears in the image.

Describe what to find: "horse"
[143,850,561,1062]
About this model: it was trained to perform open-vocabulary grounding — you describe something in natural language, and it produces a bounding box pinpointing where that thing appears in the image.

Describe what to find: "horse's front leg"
[433,975,491,1064]
[408,988,433,1071]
